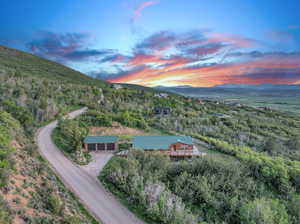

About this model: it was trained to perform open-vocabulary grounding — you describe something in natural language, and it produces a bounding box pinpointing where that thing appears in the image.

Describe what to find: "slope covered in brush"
[0,45,109,87]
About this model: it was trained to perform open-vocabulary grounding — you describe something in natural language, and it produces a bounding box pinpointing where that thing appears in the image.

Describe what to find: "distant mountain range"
[157,83,300,89]
[213,84,300,90]
[155,84,300,98]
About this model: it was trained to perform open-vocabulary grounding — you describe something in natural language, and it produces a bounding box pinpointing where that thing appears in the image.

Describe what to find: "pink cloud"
[132,1,159,22]
[109,52,300,87]
[208,33,257,48]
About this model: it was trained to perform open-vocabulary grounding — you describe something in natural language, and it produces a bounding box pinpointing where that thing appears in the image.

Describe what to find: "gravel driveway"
[36,108,145,224]
[81,152,113,177]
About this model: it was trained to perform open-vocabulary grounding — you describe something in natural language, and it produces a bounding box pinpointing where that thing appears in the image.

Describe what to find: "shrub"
[62,216,82,224]
[47,194,63,215]
[195,134,300,193]
[101,152,197,224]
[239,198,289,224]
[287,194,300,223]
[0,196,13,224]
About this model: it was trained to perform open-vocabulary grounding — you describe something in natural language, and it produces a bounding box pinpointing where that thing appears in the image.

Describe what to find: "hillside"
[0,45,109,87]
[0,46,300,224]
[0,45,167,94]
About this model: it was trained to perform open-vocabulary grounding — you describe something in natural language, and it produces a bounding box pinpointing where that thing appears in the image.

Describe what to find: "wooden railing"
[166,150,194,157]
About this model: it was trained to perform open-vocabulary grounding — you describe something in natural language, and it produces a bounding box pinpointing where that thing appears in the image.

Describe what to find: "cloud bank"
[27,30,300,87]
[27,31,115,63]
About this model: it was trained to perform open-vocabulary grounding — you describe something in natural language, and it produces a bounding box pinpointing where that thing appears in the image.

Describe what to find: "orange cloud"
[102,30,299,87]
[109,54,300,87]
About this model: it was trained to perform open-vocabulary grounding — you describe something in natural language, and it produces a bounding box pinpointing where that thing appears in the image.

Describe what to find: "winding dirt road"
[36,108,145,224]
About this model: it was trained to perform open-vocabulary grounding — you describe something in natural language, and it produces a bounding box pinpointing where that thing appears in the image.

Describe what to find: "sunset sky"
[1,0,300,87]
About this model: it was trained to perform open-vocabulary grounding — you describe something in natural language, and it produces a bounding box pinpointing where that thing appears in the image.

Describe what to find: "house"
[131,136,197,158]
[154,93,169,98]
[228,102,242,107]
[212,113,230,118]
[83,136,119,152]
[258,106,272,111]
[112,84,123,89]
[154,106,171,115]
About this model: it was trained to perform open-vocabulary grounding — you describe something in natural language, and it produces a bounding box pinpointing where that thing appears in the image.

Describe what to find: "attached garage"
[83,136,119,152]
[87,144,96,151]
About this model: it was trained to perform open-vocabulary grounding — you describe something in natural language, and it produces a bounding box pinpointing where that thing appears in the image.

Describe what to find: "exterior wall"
[144,149,166,152]
[169,142,193,151]
[141,143,193,153]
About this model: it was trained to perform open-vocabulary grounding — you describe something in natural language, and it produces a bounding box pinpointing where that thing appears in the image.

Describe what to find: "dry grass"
[4,151,48,223]
[90,122,148,136]
[89,122,165,141]
[1,139,91,223]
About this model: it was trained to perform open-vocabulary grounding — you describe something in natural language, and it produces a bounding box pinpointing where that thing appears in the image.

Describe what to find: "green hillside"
[0,45,109,87]
[0,45,166,94]
[0,46,300,224]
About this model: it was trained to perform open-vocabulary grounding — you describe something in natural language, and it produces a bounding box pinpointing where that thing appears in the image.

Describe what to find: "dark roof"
[133,136,193,150]
[84,136,119,144]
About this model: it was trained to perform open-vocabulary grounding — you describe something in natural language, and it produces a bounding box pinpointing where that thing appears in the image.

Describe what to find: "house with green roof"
[83,136,119,152]
[132,136,195,158]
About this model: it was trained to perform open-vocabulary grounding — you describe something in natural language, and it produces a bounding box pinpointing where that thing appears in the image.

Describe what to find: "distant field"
[211,95,300,116]
[156,86,300,116]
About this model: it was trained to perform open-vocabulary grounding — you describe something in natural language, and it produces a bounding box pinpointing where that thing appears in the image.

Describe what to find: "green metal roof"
[132,136,193,150]
[84,136,119,144]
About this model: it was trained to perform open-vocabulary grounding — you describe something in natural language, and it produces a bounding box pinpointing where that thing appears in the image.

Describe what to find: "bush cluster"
[101,151,300,224]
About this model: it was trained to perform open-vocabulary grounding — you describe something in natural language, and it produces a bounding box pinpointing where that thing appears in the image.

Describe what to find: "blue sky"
[1,0,300,86]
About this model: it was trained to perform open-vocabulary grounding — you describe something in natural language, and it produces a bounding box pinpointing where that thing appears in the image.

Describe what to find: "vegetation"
[100,152,197,224]
[1,45,300,223]
[53,119,89,164]
[0,112,18,188]
[0,46,100,223]
[0,45,109,87]
[101,150,300,224]
[195,135,300,193]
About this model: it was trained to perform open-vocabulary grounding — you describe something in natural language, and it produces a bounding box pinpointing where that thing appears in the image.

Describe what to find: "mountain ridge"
[155,83,300,90]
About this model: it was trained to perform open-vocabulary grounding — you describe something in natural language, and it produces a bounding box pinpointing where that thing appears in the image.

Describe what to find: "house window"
[180,145,188,150]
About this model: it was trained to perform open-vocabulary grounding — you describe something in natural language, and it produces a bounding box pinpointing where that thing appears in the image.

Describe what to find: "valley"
[156,85,300,115]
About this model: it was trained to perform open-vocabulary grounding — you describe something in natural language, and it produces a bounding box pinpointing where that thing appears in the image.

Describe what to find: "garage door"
[97,143,105,151]
[107,143,115,151]
[88,144,96,151]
